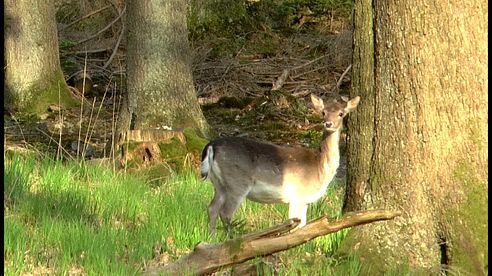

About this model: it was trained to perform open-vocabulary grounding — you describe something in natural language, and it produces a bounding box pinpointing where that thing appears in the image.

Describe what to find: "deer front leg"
[288,202,308,230]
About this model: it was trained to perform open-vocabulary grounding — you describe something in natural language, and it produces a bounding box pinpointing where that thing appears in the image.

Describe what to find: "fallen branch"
[142,209,401,275]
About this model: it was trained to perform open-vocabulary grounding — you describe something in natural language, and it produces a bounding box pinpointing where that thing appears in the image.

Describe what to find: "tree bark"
[344,0,488,274]
[5,0,77,114]
[116,0,210,145]
[143,210,401,275]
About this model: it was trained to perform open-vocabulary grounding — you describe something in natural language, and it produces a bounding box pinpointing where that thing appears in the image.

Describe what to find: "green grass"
[4,151,358,275]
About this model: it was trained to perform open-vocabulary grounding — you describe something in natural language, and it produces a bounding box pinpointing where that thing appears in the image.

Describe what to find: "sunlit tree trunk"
[5,0,76,114]
[116,0,210,140]
[343,0,487,274]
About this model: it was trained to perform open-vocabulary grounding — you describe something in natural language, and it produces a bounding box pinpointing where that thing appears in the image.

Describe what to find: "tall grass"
[4,151,357,275]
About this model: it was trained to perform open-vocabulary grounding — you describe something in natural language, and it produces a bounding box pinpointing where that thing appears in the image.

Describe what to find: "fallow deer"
[200,93,360,236]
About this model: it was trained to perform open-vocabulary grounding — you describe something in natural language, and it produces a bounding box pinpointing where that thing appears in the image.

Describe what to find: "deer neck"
[318,129,341,183]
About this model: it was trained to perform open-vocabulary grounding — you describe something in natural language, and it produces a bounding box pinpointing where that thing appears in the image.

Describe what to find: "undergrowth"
[188,0,354,57]
[4,151,358,275]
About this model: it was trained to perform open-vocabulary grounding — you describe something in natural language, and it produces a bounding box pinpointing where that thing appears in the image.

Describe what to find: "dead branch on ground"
[142,209,401,275]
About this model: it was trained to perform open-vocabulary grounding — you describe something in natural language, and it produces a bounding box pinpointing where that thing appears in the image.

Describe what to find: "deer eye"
[339,112,344,117]
[322,111,326,116]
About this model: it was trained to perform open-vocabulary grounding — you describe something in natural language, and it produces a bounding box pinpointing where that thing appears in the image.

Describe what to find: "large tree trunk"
[117,0,210,141]
[5,0,77,114]
[343,0,488,274]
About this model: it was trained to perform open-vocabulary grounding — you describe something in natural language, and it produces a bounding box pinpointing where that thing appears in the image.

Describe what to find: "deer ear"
[346,96,360,112]
[310,94,324,113]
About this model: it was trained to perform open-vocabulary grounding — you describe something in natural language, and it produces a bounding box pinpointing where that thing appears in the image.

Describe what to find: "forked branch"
[142,209,401,275]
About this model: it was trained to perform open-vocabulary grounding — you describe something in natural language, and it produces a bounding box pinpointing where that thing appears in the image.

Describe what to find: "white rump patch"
[200,146,214,179]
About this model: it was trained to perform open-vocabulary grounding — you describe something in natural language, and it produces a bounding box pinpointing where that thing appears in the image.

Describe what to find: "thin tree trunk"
[343,0,487,274]
[5,0,77,114]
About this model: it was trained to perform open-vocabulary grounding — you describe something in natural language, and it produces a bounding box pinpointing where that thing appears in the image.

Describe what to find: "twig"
[331,64,352,93]
[77,54,88,158]
[75,58,107,62]
[9,116,27,144]
[291,55,328,71]
[291,66,329,79]
[82,97,97,158]
[57,82,63,160]
[271,69,290,91]
[61,5,111,31]
[36,128,74,160]
[272,55,328,91]
[111,70,126,75]
[67,70,86,82]
[64,48,112,55]
[103,24,125,69]
[220,60,237,81]
[88,64,113,75]
[291,89,311,97]
[74,5,126,46]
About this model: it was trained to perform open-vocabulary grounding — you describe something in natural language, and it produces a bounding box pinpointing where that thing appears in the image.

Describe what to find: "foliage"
[55,0,114,32]
[4,151,355,274]
[188,0,353,36]
[279,0,353,19]
[187,0,354,56]
[58,39,77,50]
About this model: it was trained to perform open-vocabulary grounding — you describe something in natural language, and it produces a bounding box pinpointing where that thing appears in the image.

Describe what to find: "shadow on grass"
[22,187,101,228]
[5,163,98,228]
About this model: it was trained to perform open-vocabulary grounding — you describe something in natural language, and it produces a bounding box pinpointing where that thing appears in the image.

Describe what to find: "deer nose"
[324,121,333,129]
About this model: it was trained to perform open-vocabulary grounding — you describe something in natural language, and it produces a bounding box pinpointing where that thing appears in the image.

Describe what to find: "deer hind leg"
[219,191,249,237]
[288,202,308,229]
[208,189,225,236]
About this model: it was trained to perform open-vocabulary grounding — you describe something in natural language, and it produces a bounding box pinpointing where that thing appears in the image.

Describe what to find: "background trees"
[344,0,487,274]
[116,0,210,140]
[5,0,77,114]
[109,0,211,171]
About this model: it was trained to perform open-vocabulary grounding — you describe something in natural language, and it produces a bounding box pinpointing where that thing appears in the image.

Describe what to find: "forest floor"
[4,16,353,178]
[4,5,356,275]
